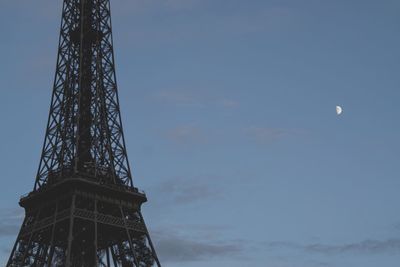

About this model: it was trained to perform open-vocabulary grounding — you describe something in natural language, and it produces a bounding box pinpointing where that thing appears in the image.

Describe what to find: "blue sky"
[1,0,400,266]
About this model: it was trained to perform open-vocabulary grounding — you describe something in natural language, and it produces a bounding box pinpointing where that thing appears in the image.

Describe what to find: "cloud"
[156,234,241,262]
[221,98,239,108]
[266,239,400,255]
[154,91,204,108]
[1,247,10,254]
[112,0,201,14]
[156,177,221,204]
[153,227,243,263]
[244,127,294,144]
[112,1,295,38]
[231,6,294,34]
[0,208,23,237]
[166,125,206,144]
[164,0,201,10]
[153,90,238,110]
[305,239,400,255]
[244,126,308,144]
[0,224,19,237]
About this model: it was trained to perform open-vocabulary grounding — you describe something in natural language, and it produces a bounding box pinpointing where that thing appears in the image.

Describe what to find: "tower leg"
[120,206,140,266]
[65,194,76,267]
[7,216,27,267]
[46,202,59,266]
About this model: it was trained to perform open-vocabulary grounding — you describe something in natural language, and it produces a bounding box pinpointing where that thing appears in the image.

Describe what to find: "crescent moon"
[336,106,343,115]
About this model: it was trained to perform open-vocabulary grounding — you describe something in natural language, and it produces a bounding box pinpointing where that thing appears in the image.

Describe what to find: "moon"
[336,105,343,115]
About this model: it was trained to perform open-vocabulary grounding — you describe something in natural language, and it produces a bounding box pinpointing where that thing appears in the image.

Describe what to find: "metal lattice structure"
[35,0,133,190]
[7,0,161,266]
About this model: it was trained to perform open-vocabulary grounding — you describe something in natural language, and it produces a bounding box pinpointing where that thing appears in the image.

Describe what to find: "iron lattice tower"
[7,1,161,266]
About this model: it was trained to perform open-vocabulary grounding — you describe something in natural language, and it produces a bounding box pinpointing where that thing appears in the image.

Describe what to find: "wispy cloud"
[0,208,23,237]
[163,124,302,147]
[112,1,296,37]
[245,127,288,142]
[154,90,204,108]
[220,98,239,108]
[153,90,238,109]
[163,0,201,10]
[156,234,241,262]
[155,177,221,204]
[0,224,19,238]
[153,226,243,263]
[244,127,304,144]
[227,6,294,34]
[266,239,400,255]
[113,0,201,14]
[166,125,206,144]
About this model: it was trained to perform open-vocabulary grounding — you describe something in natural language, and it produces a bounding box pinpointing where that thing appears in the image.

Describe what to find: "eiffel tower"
[7,1,161,266]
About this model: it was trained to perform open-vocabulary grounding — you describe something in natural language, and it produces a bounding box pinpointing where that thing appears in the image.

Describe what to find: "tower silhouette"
[7,1,161,266]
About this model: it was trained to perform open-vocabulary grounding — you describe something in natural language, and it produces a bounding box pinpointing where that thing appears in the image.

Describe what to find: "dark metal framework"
[35,0,133,190]
[7,0,161,266]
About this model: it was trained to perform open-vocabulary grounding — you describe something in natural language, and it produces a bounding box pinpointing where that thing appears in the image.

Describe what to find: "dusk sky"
[1,0,400,266]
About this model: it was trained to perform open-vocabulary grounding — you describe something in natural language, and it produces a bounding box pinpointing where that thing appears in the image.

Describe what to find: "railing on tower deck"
[21,166,146,201]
